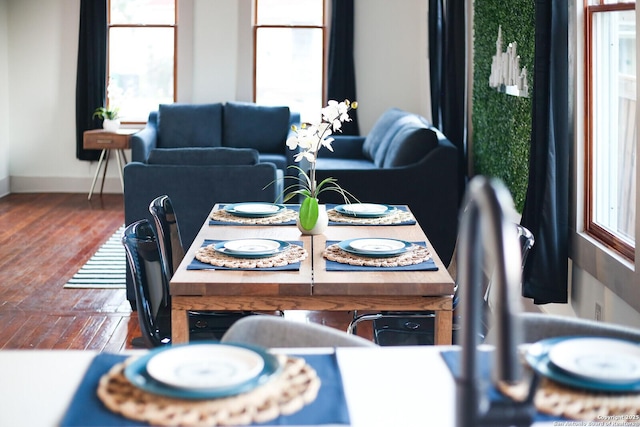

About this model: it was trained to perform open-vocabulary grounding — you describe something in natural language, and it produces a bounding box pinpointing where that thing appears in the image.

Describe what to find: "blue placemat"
[328,204,417,226]
[209,204,299,226]
[188,240,304,271]
[440,349,565,423]
[324,240,438,271]
[61,352,350,426]
[209,204,416,226]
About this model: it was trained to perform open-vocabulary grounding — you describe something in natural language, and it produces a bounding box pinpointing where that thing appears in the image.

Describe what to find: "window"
[253,0,325,122]
[107,0,176,123]
[585,0,636,260]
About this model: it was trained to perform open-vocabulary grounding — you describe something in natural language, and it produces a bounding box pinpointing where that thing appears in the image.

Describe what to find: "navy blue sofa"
[315,108,460,264]
[131,101,300,173]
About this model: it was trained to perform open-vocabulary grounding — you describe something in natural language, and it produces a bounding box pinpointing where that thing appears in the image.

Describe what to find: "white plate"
[223,239,281,254]
[232,203,281,214]
[341,203,389,214]
[548,337,640,383]
[224,203,286,218]
[146,344,265,390]
[348,238,407,253]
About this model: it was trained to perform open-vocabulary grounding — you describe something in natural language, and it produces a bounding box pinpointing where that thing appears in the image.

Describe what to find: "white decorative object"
[296,204,329,235]
[103,118,120,132]
[489,26,529,98]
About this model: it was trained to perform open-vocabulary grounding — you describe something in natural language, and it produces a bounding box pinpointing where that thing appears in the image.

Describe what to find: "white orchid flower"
[286,136,299,150]
[321,136,335,152]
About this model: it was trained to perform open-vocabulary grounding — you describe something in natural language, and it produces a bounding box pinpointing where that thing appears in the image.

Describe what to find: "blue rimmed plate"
[338,238,413,257]
[334,203,397,218]
[224,202,286,218]
[525,336,640,392]
[213,239,290,258]
[124,342,281,400]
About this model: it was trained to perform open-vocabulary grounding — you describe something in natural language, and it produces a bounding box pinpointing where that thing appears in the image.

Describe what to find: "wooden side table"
[83,129,137,200]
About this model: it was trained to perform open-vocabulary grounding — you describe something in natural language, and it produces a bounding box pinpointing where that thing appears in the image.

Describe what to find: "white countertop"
[0,346,556,427]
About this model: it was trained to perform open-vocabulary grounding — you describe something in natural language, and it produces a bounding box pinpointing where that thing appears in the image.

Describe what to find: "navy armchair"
[123,147,282,307]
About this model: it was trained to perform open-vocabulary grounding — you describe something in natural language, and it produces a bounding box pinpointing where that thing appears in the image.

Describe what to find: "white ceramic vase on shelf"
[296,204,329,235]
[102,119,121,133]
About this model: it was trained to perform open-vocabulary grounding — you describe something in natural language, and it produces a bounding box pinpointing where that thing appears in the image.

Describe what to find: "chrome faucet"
[455,176,535,427]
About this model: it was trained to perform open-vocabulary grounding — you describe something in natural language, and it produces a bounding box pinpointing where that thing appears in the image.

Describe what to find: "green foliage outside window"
[472,1,535,212]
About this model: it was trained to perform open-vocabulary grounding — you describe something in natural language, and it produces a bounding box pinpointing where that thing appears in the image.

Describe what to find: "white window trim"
[570,1,640,313]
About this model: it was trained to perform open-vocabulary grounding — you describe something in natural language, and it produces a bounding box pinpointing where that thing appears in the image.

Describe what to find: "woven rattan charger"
[327,207,416,225]
[210,208,298,225]
[97,355,321,427]
[323,242,432,267]
[496,354,640,422]
[195,243,307,269]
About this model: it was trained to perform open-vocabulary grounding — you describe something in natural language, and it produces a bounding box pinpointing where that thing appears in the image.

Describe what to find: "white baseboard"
[0,176,9,197]
[9,176,123,194]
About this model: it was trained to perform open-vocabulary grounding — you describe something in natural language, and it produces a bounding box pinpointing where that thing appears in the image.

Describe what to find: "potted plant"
[282,99,358,234]
[93,106,121,132]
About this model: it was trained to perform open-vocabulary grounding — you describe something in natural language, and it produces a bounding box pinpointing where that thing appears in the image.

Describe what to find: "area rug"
[64,225,126,289]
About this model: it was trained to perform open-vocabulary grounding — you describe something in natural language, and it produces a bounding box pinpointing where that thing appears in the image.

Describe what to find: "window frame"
[106,0,178,124]
[252,0,327,111]
[583,0,636,261]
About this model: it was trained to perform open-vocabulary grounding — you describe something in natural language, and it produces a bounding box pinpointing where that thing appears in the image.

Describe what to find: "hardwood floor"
[0,193,370,351]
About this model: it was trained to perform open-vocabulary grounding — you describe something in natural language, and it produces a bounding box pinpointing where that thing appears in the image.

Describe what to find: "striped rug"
[64,225,126,289]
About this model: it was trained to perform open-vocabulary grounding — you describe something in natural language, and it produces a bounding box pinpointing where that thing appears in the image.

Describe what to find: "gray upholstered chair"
[485,312,640,345]
[221,316,377,348]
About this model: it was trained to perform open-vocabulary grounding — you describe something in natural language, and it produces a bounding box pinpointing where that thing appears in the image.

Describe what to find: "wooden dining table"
[170,204,455,344]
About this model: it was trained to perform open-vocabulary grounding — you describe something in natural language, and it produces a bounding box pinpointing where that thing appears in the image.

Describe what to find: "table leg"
[171,306,189,344]
[115,149,124,191]
[87,149,107,200]
[434,309,453,345]
[99,151,110,196]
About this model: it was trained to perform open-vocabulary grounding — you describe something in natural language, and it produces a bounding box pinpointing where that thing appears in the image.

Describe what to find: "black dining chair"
[348,223,534,346]
[122,219,250,347]
[148,195,273,342]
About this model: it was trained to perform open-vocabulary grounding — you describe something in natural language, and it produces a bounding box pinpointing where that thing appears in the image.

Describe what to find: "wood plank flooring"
[0,193,370,351]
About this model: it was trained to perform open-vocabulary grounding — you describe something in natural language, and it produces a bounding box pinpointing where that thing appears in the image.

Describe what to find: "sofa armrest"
[328,135,366,159]
[131,123,158,163]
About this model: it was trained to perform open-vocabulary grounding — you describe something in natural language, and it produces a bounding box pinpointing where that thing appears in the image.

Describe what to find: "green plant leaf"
[299,197,319,230]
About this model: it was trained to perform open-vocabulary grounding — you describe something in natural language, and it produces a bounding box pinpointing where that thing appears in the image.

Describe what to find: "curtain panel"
[327,0,359,136]
[520,0,569,304]
[75,0,107,161]
[429,0,467,201]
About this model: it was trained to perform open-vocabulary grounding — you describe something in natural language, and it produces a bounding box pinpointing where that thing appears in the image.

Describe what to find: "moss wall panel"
[472,1,535,211]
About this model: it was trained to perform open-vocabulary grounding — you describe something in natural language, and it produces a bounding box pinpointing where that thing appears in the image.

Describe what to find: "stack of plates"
[224,202,286,218]
[525,336,640,392]
[334,203,397,218]
[338,238,412,258]
[214,238,290,258]
[124,342,281,399]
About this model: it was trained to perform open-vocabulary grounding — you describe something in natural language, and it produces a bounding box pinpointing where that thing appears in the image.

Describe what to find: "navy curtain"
[428,0,444,129]
[327,0,359,135]
[75,0,107,161]
[429,0,467,200]
[520,0,569,304]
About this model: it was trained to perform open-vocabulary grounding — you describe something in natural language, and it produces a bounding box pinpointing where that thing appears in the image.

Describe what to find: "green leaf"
[299,197,319,230]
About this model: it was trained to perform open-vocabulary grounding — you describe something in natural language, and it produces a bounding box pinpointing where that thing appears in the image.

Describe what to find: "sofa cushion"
[315,157,378,170]
[147,147,259,166]
[258,153,288,170]
[361,108,407,162]
[158,103,223,148]
[223,102,290,153]
[382,120,438,168]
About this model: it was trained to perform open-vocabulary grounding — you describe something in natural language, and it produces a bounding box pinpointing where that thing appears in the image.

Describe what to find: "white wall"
[5,0,429,193]
[354,0,431,132]
[0,0,9,196]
